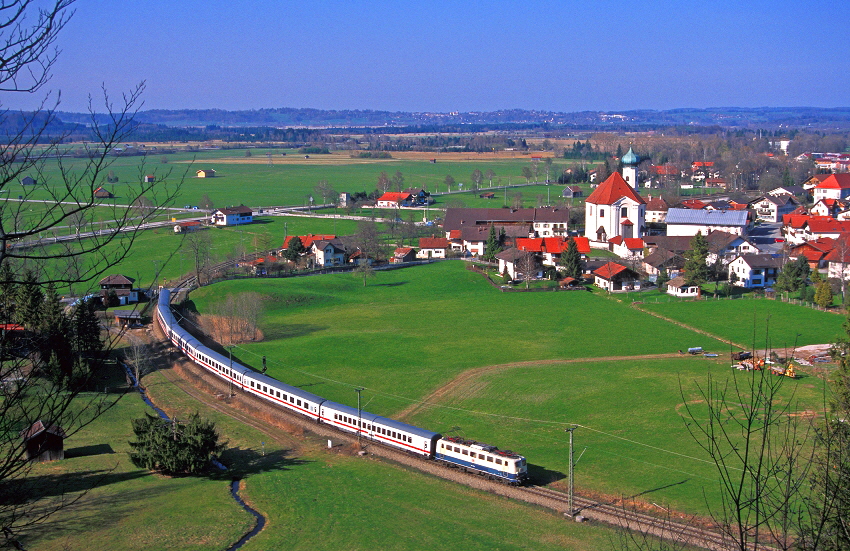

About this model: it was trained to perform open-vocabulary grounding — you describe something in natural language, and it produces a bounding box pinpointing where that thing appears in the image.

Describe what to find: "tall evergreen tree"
[775,256,811,294]
[15,270,43,330]
[282,236,305,262]
[559,237,582,279]
[483,225,500,262]
[129,413,226,475]
[683,232,710,293]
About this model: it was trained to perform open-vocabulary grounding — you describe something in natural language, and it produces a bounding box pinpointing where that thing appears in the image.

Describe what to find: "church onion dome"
[621,147,639,165]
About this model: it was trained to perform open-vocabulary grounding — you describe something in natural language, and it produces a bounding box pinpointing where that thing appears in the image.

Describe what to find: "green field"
[26,362,617,550]
[639,297,845,349]
[186,260,831,514]
[23,149,584,210]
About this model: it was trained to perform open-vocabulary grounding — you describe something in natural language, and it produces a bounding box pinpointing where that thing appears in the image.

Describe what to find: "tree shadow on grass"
[261,323,326,341]
[1,468,151,506]
[216,446,310,481]
[373,281,407,287]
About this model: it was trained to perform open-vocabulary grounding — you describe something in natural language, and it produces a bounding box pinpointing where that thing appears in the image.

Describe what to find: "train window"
[262,386,267,393]
[495,459,502,465]
[276,391,280,398]
[250,381,254,388]
[486,456,493,462]
[454,447,460,452]
[297,400,302,407]
[462,450,468,455]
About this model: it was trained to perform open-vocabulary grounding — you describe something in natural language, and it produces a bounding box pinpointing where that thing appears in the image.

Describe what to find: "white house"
[749,195,798,223]
[210,206,253,226]
[310,239,346,267]
[812,173,850,202]
[592,262,641,292]
[584,172,646,246]
[417,236,449,259]
[645,196,669,223]
[666,276,700,297]
[728,254,783,288]
[495,248,535,280]
[665,208,749,237]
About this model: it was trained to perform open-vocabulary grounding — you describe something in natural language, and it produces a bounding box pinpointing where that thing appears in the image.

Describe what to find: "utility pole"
[355,387,364,445]
[565,425,578,517]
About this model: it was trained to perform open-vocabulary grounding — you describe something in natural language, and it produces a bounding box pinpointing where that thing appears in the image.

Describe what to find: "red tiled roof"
[516,237,544,252]
[419,237,449,249]
[608,235,623,245]
[394,247,414,255]
[807,218,850,234]
[585,172,645,206]
[824,235,850,263]
[283,234,336,249]
[621,218,633,226]
[692,161,714,168]
[652,164,678,176]
[571,237,591,254]
[624,238,645,250]
[377,192,413,202]
[593,261,629,280]
[680,199,707,209]
[816,174,850,190]
[448,229,461,239]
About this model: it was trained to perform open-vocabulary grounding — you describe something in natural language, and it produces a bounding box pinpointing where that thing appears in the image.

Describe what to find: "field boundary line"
[395,353,684,421]
[631,302,748,350]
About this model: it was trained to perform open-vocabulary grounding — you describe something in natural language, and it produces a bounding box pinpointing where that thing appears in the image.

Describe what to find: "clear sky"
[2,0,848,113]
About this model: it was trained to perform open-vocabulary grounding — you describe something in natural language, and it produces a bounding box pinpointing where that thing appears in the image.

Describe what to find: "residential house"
[417,237,449,259]
[728,255,783,288]
[802,218,850,242]
[690,161,719,181]
[642,248,685,277]
[749,195,799,223]
[810,198,850,218]
[99,274,139,305]
[495,248,535,280]
[391,247,416,263]
[311,239,347,267]
[402,188,432,205]
[376,192,413,208]
[665,208,750,237]
[812,173,850,202]
[790,238,835,271]
[531,207,570,237]
[143,175,156,183]
[666,276,701,297]
[801,174,831,193]
[515,236,590,267]
[645,196,669,223]
[593,262,641,292]
[196,169,216,178]
[825,235,850,280]
[282,234,336,251]
[210,206,253,226]
[584,172,646,245]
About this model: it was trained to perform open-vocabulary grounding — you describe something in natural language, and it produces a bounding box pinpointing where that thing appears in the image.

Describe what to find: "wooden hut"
[20,420,66,462]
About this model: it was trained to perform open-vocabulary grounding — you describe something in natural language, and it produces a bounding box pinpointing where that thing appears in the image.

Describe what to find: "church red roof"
[585,172,645,206]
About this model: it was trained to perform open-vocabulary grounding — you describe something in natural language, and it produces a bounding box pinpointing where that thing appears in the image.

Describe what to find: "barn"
[20,420,66,462]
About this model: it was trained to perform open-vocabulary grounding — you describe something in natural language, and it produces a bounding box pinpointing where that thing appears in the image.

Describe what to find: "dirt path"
[631,303,749,350]
[395,353,686,421]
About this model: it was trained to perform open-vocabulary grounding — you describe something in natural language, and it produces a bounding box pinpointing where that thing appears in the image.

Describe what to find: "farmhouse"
[376,192,413,208]
[196,169,216,178]
[417,236,449,259]
[443,207,570,239]
[210,205,253,226]
[812,173,850,202]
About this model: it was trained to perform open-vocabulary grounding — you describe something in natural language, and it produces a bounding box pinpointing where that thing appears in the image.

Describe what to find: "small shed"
[113,310,143,327]
[196,169,216,178]
[20,420,66,462]
[94,186,115,199]
[666,276,701,297]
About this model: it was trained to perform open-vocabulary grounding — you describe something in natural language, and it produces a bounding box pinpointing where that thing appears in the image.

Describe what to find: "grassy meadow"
[26,359,618,551]
[186,260,832,514]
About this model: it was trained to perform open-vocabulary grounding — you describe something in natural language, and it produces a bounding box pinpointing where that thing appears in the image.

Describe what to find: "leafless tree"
[182,229,212,286]
[0,3,182,544]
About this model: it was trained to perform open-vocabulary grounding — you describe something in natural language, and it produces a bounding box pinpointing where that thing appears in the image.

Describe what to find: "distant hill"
[51,106,850,131]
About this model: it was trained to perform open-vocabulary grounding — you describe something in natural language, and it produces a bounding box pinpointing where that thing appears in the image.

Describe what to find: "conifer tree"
[683,232,710,290]
[483,225,500,262]
[560,237,582,279]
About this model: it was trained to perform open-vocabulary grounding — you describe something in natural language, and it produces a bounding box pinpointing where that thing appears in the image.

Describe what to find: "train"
[156,288,528,484]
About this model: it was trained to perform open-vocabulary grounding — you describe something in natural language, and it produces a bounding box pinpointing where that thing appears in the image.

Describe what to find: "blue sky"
[2,0,848,113]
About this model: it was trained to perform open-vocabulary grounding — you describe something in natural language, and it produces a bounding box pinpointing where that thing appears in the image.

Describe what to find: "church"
[584,147,646,247]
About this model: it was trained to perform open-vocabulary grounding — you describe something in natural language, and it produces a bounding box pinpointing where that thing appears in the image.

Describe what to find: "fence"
[638,292,842,314]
